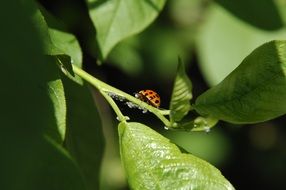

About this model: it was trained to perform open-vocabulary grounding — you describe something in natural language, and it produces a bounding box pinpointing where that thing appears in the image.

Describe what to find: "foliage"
[0,1,85,189]
[195,41,286,124]
[87,0,166,59]
[169,58,193,123]
[119,122,234,190]
[2,0,285,189]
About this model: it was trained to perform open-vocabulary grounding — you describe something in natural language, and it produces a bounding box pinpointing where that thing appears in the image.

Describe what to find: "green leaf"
[195,40,286,124]
[48,28,82,67]
[0,0,85,189]
[191,116,218,132]
[118,122,234,190]
[33,6,83,142]
[87,0,166,58]
[34,6,82,82]
[34,6,82,67]
[54,54,75,77]
[175,116,218,132]
[63,76,105,190]
[215,0,283,30]
[196,4,286,86]
[169,58,192,123]
[46,60,67,142]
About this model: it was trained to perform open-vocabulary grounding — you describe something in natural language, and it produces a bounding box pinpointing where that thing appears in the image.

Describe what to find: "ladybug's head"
[134,92,144,99]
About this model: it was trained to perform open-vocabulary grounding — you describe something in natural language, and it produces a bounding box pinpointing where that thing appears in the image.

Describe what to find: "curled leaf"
[169,58,193,123]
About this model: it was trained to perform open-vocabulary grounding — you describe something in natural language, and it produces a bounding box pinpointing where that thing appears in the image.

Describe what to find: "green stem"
[100,90,127,122]
[72,65,171,127]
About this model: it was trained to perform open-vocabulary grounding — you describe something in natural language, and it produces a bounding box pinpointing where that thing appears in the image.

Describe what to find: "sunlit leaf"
[169,58,192,123]
[195,40,286,124]
[119,122,234,190]
[31,7,83,142]
[47,64,67,141]
[30,8,69,142]
[35,6,83,80]
[48,28,82,67]
[34,6,82,69]
[87,0,166,58]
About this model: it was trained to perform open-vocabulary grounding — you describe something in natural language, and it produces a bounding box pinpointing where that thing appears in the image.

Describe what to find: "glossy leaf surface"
[119,122,234,190]
[195,41,286,123]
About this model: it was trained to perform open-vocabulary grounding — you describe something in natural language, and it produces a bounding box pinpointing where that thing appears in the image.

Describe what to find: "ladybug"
[135,90,161,108]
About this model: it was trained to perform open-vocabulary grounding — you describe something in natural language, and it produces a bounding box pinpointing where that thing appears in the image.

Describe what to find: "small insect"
[134,89,161,108]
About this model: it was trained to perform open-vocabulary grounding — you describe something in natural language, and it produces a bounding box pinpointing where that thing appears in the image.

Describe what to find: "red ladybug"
[135,90,161,108]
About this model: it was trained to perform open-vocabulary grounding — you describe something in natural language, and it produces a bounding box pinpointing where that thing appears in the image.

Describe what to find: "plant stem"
[72,65,171,127]
[100,90,127,122]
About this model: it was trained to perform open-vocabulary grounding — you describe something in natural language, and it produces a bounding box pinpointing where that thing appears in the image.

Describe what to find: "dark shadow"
[215,0,283,31]
[62,75,105,190]
[88,0,160,12]
[87,0,108,9]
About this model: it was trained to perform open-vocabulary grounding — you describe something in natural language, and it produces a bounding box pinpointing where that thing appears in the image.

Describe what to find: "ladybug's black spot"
[148,92,153,95]
[155,100,159,103]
